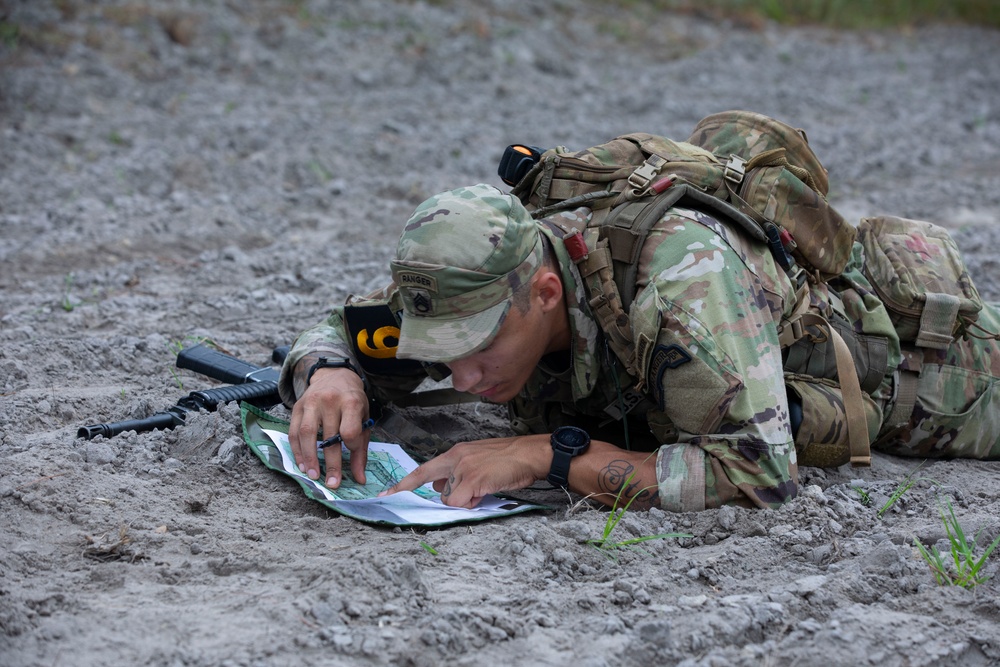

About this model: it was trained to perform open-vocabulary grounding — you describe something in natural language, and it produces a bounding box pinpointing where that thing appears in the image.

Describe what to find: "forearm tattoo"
[598,459,659,510]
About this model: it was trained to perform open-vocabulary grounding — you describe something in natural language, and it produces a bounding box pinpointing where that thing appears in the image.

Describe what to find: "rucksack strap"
[601,182,768,310]
[829,323,872,467]
[885,369,920,429]
[778,308,872,467]
[879,345,926,433]
[568,230,640,381]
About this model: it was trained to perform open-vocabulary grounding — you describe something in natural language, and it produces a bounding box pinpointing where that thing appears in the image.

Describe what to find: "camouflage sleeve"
[633,208,797,511]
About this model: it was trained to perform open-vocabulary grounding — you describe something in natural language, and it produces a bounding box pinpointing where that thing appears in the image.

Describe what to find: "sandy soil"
[2,1,1000,665]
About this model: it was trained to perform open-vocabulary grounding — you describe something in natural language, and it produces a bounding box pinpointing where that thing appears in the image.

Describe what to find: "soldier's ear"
[533,267,563,313]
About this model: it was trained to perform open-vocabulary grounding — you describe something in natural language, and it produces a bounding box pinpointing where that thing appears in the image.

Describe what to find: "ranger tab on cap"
[390,184,543,363]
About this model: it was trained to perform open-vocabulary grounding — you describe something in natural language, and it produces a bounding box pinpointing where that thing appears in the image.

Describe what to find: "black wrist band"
[306,356,361,387]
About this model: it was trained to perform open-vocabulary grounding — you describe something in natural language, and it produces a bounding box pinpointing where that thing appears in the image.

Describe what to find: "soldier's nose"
[447,359,480,393]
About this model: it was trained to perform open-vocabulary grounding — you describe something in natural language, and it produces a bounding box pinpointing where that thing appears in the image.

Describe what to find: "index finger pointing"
[378,459,445,498]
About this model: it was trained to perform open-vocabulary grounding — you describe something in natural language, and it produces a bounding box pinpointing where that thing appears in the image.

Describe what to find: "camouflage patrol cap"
[391,184,543,363]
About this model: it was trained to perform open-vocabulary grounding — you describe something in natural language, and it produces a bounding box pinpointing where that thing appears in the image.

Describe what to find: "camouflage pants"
[874,301,1000,460]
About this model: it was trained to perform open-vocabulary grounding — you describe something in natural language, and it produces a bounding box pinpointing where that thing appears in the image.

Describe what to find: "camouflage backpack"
[504,110,857,288]
[854,213,996,438]
[858,215,987,348]
[500,110,873,467]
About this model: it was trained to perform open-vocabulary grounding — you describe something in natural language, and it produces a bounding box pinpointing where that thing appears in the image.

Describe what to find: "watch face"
[553,426,590,453]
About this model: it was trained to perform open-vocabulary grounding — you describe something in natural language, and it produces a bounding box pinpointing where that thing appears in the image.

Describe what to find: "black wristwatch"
[546,426,591,490]
[306,356,361,387]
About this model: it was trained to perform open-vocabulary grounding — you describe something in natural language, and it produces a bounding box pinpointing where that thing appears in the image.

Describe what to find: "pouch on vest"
[785,374,881,468]
[782,307,890,395]
[858,215,986,350]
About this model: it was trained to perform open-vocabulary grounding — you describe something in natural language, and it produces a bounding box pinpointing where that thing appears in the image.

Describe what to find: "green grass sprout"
[877,463,930,518]
[614,0,1000,30]
[166,336,219,388]
[169,366,184,391]
[419,541,438,556]
[60,273,81,312]
[852,464,935,518]
[308,159,333,182]
[914,497,1000,589]
[168,335,217,356]
[0,21,20,48]
[587,466,691,552]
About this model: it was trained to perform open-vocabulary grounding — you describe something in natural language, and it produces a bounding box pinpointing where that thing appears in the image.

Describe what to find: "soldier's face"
[445,303,545,403]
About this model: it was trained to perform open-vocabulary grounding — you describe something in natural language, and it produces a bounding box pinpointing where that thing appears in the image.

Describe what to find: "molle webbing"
[567,229,640,383]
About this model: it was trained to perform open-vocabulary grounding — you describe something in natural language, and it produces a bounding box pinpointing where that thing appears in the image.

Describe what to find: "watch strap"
[306,356,361,387]
[546,449,574,490]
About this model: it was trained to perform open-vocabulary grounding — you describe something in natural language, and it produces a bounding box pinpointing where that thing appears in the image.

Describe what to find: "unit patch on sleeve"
[648,343,692,408]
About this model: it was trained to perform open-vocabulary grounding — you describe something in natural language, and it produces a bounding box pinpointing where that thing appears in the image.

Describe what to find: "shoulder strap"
[777,293,873,468]
[601,181,768,310]
[570,230,640,382]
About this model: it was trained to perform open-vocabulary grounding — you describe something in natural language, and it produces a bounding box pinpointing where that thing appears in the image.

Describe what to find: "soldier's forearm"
[567,441,660,510]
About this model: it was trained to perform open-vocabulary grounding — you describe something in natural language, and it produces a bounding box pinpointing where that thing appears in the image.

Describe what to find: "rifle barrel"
[77,410,184,440]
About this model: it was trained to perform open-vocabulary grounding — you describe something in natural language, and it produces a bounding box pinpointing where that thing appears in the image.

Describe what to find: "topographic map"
[242,404,545,526]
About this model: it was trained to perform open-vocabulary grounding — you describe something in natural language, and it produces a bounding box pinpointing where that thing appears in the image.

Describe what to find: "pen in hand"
[318,418,376,450]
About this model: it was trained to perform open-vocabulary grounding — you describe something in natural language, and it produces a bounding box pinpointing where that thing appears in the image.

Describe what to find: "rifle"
[77,344,284,440]
[77,344,453,460]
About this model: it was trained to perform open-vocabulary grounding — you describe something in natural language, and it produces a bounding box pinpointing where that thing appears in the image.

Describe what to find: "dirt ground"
[2,1,1000,665]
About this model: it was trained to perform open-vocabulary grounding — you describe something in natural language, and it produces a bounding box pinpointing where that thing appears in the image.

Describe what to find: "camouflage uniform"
[279,184,1000,513]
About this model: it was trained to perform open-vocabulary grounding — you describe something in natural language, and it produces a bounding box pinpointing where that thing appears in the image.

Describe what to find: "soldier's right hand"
[288,366,370,489]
